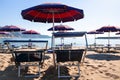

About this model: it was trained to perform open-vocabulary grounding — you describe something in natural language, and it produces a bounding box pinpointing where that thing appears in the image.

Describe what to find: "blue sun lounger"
[53,32,88,78]
[4,39,48,77]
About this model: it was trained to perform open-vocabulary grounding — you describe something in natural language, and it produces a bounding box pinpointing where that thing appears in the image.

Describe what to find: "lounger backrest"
[55,49,84,62]
[4,40,48,63]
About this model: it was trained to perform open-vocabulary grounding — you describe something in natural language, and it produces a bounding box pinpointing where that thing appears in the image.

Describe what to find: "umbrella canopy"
[115,32,120,35]
[0,31,10,34]
[0,25,26,32]
[96,26,119,52]
[48,24,74,31]
[96,26,118,32]
[21,3,84,47]
[21,3,84,66]
[87,30,104,46]
[115,26,120,35]
[22,30,40,34]
[48,24,74,45]
[0,31,11,38]
[21,3,84,23]
[87,30,104,34]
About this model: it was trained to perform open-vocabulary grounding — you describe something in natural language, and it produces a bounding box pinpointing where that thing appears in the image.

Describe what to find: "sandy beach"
[0,51,120,80]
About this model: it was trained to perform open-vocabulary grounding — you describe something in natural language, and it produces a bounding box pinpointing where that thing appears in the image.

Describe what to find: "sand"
[0,51,120,80]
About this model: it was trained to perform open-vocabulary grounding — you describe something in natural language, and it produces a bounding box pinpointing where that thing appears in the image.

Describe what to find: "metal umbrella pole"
[108,32,110,52]
[51,12,56,66]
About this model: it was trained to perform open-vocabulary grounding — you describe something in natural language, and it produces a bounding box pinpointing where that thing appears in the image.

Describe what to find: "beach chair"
[4,40,48,77]
[0,43,10,53]
[53,32,88,78]
[63,44,72,50]
[114,44,120,50]
[55,49,85,78]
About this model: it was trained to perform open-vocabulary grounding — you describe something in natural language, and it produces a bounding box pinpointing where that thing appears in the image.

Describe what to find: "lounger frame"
[4,39,48,77]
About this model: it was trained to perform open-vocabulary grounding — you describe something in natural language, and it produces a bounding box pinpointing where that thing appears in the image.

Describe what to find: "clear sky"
[0,0,120,36]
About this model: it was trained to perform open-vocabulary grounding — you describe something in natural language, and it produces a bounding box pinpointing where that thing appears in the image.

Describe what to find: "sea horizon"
[1,36,120,48]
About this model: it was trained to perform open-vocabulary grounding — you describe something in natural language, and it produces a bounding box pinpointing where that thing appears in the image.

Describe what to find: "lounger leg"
[78,63,80,76]
[58,63,80,79]
[58,64,60,78]
[38,63,41,76]
[18,66,21,77]
[53,52,56,66]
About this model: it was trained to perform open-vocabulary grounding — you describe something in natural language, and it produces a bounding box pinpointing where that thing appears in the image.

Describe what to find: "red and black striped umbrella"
[96,26,118,32]
[21,3,84,23]
[0,31,11,38]
[116,32,120,35]
[48,24,74,31]
[21,3,84,55]
[22,30,40,34]
[0,25,26,32]
[0,31,10,34]
[96,26,119,52]
[87,30,103,34]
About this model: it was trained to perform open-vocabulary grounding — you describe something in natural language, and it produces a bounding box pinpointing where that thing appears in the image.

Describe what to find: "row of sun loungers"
[3,40,48,77]
[1,32,86,78]
[88,44,120,53]
[3,39,86,78]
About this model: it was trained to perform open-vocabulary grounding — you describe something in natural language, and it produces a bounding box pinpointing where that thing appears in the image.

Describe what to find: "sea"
[1,36,120,48]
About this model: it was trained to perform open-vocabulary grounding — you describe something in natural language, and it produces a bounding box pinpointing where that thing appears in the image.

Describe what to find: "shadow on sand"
[86,53,120,61]
[41,65,72,80]
[0,65,36,80]
[0,65,71,80]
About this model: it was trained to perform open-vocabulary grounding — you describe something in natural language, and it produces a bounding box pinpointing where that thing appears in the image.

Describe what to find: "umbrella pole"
[94,34,96,47]
[108,32,110,52]
[52,12,56,66]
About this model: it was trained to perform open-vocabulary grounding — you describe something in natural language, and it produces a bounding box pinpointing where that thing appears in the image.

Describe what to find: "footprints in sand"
[105,73,120,79]
[0,51,120,80]
[0,55,11,71]
[80,60,120,80]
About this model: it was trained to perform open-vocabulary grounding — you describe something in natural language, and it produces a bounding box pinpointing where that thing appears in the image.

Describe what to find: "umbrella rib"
[58,13,62,23]
[46,13,49,23]
[67,12,75,21]
[32,13,40,22]
[23,11,33,20]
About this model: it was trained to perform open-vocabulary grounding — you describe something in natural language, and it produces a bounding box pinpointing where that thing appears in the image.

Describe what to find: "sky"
[0,0,120,36]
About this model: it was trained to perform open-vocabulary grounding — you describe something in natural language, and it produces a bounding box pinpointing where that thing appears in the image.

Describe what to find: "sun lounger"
[114,44,120,50]
[55,44,72,50]
[55,49,85,78]
[94,44,104,52]
[55,49,84,62]
[53,32,88,78]
[4,39,48,77]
